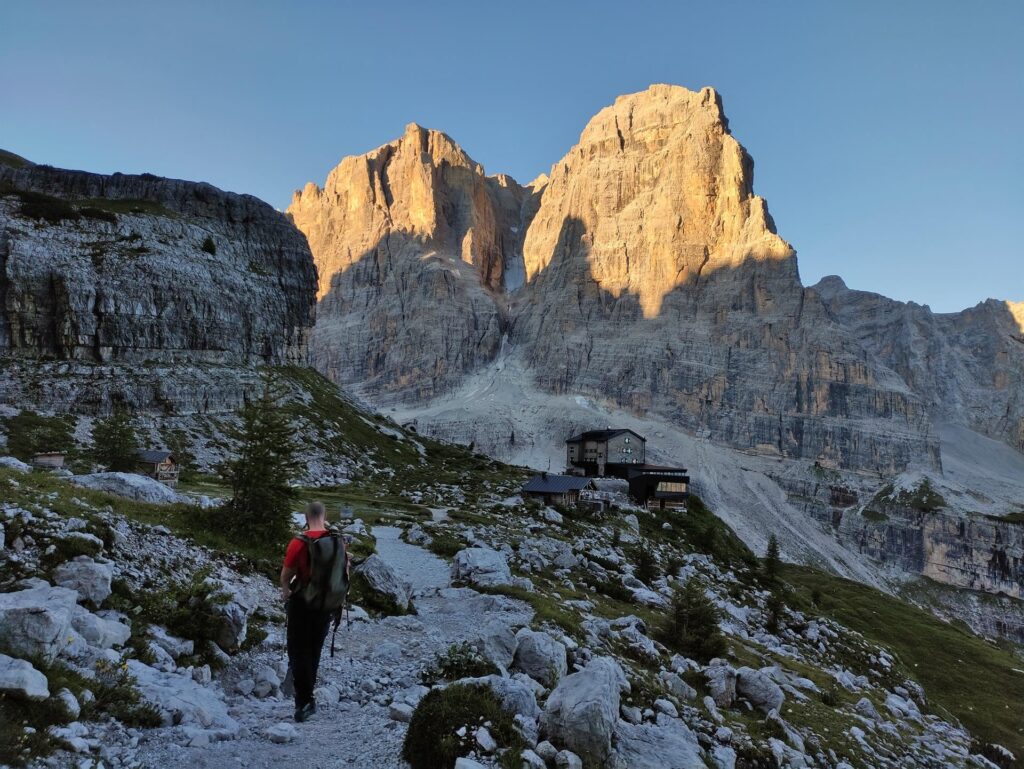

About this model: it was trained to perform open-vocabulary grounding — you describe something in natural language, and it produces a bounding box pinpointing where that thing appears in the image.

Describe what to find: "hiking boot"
[294,701,316,722]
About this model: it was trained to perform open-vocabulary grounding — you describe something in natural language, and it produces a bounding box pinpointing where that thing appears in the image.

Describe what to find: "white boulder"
[452,547,513,588]
[69,607,130,650]
[148,626,194,659]
[0,584,78,663]
[610,715,705,768]
[736,667,785,713]
[512,629,567,687]
[72,472,183,504]
[459,674,541,720]
[541,657,628,766]
[53,556,114,605]
[265,722,299,744]
[127,659,238,732]
[353,554,412,613]
[0,653,49,700]
[704,661,737,708]
[0,456,32,472]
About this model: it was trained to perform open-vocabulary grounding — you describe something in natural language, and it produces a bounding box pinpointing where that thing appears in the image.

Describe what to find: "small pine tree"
[765,588,785,634]
[91,408,139,472]
[201,235,216,255]
[509,430,516,446]
[632,542,660,585]
[219,381,300,546]
[763,534,781,586]
[656,580,727,663]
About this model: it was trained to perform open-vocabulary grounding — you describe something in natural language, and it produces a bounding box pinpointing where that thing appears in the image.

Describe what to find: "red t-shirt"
[284,529,331,585]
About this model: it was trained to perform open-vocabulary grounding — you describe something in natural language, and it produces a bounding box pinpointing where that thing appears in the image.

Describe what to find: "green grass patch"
[785,564,1024,759]
[420,642,499,685]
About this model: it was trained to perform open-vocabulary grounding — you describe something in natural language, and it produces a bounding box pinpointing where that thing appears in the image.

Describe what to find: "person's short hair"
[306,501,326,520]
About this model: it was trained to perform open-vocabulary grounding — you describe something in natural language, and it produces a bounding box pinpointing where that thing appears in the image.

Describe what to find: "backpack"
[297,531,349,613]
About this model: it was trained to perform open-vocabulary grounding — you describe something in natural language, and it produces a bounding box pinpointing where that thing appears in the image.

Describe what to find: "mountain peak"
[524,83,794,318]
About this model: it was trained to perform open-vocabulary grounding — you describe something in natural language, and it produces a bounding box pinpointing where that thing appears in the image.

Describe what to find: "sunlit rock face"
[288,123,528,400]
[815,278,1024,453]
[522,85,795,317]
[511,85,935,472]
[294,84,1021,472]
[0,157,317,413]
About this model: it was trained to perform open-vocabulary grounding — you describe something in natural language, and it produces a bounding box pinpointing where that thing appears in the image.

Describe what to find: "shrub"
[79,206,118,224]
[16,190,79,223]
[402,684,524,769]
[656,580,726,663]
[420,642,498,685]
[201,235,217,255]
[427,532,464,558]
[591,577,633,603]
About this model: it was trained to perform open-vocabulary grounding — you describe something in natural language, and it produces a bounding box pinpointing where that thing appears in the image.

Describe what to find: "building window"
[656,481,688,493]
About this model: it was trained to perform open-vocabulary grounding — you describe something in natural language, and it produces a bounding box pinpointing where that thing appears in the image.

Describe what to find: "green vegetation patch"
[785,564,1024,759]
[0,411,76,461]
[402,684,525,769]
[420,642,499,685]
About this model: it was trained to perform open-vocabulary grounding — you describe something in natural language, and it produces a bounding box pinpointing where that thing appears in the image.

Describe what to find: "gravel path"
[136,528,531,769]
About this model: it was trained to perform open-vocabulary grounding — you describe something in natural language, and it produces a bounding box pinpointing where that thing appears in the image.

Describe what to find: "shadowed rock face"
[815,276,1024,454]
[0,156,317,412]
[292,84,1017,472]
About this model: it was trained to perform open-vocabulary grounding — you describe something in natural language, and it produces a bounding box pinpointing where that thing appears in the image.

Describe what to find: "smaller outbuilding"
[31,452,65,470]
[522,473,596,507]
[136,450,179,487]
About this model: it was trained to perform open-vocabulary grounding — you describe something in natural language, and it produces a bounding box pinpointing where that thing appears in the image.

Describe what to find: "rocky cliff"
[293,85,951,473]
[815,276,1024,453]
[0,153,317,413]
[287,123,528,401]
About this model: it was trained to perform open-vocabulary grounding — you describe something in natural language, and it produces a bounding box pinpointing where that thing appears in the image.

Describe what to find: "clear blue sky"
[2,1,1021,311]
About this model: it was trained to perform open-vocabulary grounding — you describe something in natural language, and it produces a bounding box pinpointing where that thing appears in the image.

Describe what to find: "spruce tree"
[764,534,781,586]
[656,579,726,662]
[91,408,140,472]
[632,542,660,585]
[219,381,300,546]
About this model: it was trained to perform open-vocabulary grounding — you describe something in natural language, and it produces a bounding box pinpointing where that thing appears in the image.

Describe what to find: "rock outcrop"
[0,154,317,413]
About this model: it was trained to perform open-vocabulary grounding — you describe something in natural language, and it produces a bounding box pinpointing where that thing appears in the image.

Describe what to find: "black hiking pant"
[286,597,333,708]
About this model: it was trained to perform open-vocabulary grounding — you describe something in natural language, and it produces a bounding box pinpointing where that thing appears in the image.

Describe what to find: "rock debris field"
[131,527,533,769]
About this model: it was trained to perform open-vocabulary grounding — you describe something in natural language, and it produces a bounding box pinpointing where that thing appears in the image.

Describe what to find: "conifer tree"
[91,408,139,472]
[219,380,300,546]
[764,534,781,586]
[656,579,726,662]
[632,541,660,585]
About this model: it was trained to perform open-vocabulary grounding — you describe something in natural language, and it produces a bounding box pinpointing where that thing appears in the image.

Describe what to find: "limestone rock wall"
[287,124,526,400]
[293,84,1018,474]
[815,276,1024,453]
[0,157,317,412]
[510,85,936,472]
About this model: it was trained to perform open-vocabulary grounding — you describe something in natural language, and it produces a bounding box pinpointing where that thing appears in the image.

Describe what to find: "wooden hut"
[136,450,179,487]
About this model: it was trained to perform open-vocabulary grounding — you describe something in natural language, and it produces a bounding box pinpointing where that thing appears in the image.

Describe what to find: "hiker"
[280,501,350,722]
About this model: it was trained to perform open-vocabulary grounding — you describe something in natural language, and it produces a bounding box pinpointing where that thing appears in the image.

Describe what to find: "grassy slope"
[785,565,1024,758]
